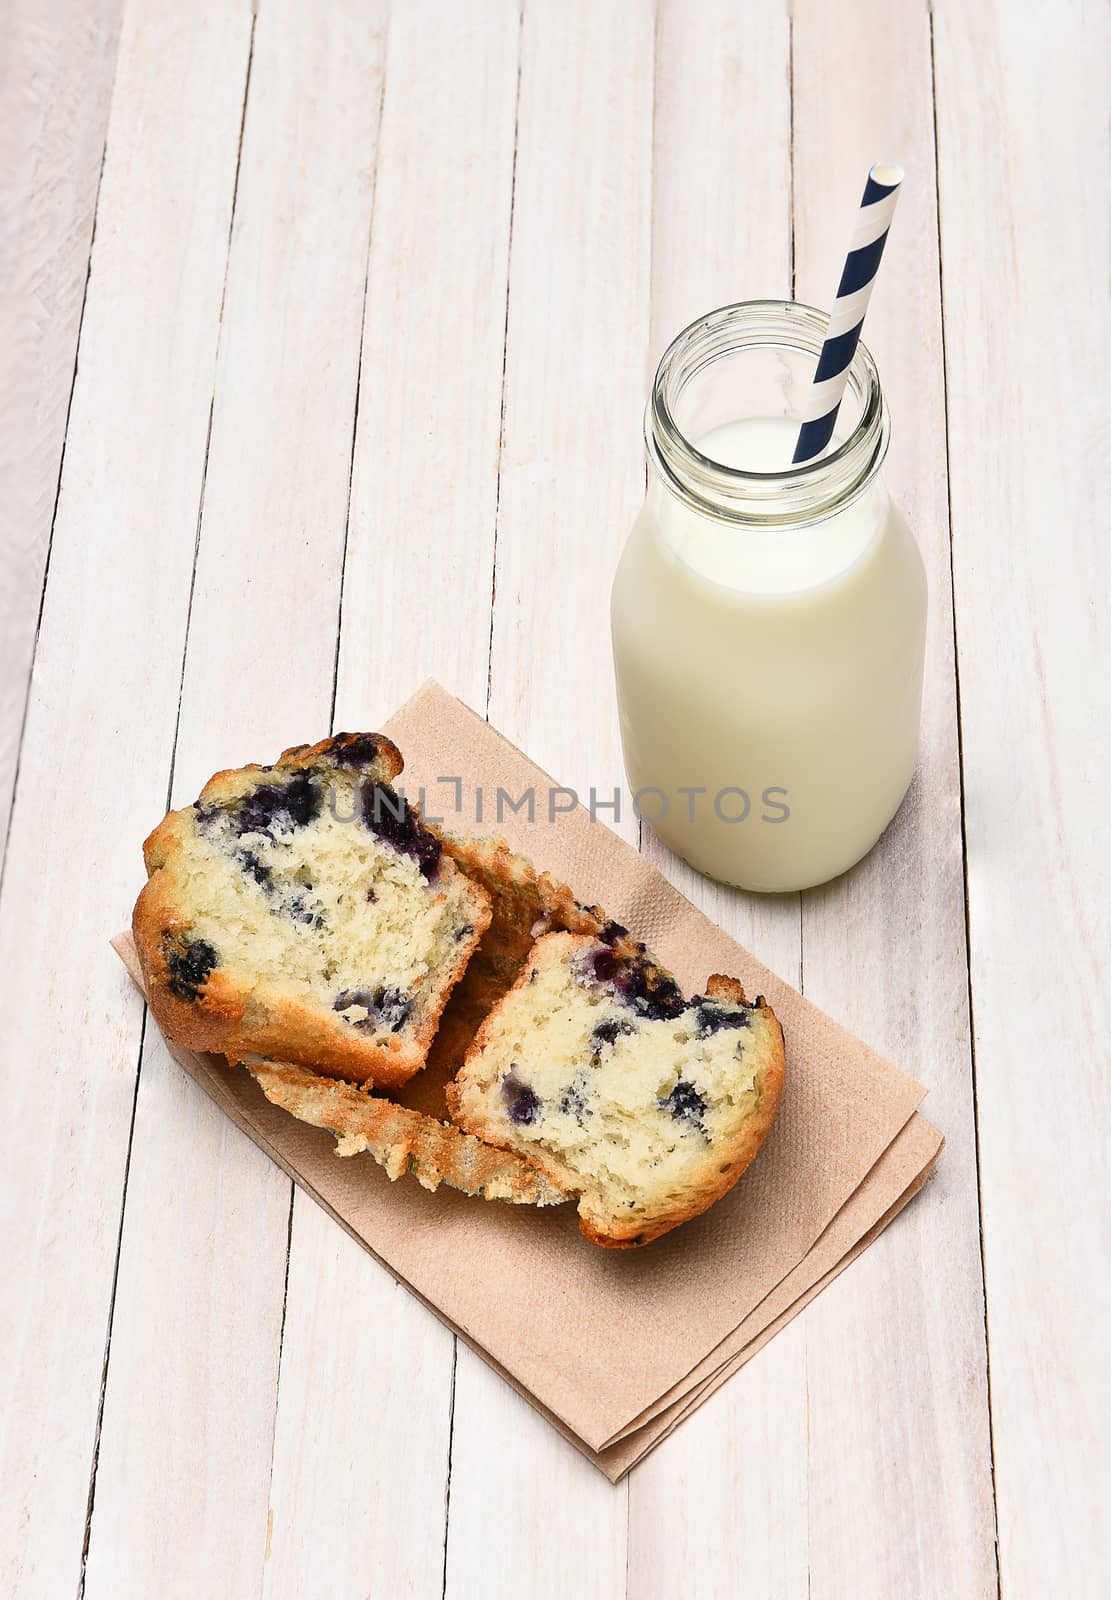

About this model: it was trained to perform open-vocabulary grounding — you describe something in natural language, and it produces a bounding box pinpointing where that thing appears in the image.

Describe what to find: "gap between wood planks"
[0,118,114,893]
[75,1011,146,1600]
[75,16,261,1592]
[327,15,390,739]
[439,6,525,1584]
[483,9,524,727]
[927,8,1002,1589]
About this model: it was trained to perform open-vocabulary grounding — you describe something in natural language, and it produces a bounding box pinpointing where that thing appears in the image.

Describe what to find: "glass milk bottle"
[611,301,927,893]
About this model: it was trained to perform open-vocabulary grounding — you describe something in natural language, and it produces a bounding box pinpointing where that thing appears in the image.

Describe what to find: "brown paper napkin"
[111,681,941,1480]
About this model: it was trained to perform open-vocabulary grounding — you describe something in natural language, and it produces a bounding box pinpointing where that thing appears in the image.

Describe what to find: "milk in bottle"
[610,302,927,893]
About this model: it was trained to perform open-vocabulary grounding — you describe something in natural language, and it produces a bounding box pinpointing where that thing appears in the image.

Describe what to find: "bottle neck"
[646,301,890,529]
[646,467,892,596]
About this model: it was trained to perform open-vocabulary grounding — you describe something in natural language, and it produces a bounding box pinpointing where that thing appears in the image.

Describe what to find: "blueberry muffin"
[243,1057,568,1205]
[133,733,491,1088]
[446,927,785,1247]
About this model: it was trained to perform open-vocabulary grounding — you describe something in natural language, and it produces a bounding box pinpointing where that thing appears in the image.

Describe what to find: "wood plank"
[334,0,519,725]
[790,2,998,1594]
[81,1047,292,1600]
[457,1,654,1591]
[80,4,389,1594]
[0,1,254,1595]
[445,1359,626,1600]
[933,2,1110,1593]
[630,1322,810,1600]
[262,1205,455,1599]
[0,0,122,853]
[273,3,520,1593]
[628,4,808,1596]
[484,0,654,831]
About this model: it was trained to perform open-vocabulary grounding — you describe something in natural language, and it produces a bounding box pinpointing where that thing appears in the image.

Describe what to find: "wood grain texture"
[81,1045,292,1600]
[0,1,253,1594]
[334,0,519,727]
[445,1358,627,1600]
[790,2,999,1595]
[0,0,121,854]
[262,1203,455,1600]
[632,1322,810,1600]
[934,1,1111,1593]
[629,6,809,1597]
[80,5,388,1594]
[485,0,654,829]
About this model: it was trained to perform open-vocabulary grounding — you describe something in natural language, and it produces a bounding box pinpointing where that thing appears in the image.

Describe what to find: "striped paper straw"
[793,163,904,464]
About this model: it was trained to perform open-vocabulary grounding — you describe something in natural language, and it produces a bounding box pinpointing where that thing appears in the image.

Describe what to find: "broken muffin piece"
[446,928,785,1247]
[133,732,490,1087]
[243,1057,568,1206]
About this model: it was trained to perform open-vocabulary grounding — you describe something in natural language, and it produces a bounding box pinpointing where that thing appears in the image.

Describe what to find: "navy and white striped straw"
[793,163,904,464]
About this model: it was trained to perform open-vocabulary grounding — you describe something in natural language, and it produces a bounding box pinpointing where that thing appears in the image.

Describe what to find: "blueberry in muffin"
[133,732,490,1088]
[446,929,785,1246]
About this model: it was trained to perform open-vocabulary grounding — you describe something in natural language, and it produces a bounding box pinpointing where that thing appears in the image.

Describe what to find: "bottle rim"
[646,299,890,526]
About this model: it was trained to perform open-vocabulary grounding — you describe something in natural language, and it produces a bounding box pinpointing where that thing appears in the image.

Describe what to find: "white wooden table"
[2,2,1107,1595]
